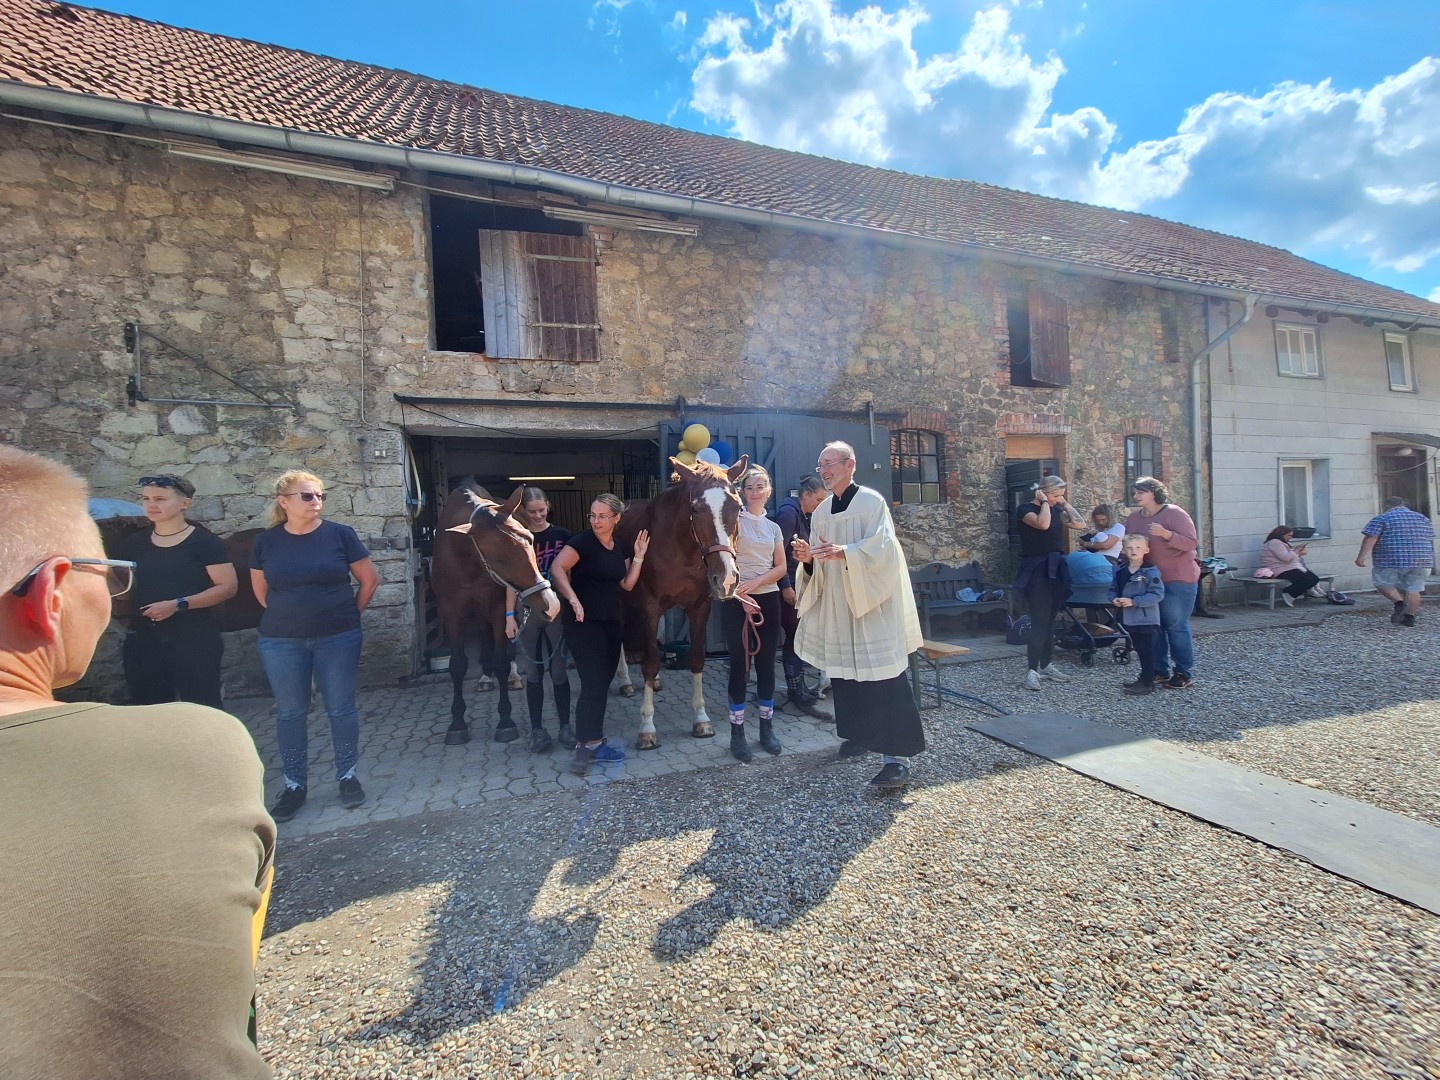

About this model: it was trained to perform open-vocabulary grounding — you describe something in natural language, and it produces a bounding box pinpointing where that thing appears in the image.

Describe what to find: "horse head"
[669,454,749,600]
[445,485,562,622]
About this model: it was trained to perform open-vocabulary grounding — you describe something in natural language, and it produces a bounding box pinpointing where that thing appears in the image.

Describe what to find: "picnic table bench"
[909,639,971,709]
[909,561,1010,637]
[1234,572,1335,610]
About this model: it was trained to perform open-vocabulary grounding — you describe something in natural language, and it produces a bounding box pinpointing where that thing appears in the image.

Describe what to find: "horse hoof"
[636,731,660,751]
[692,722,715,739]
[494,724,520,744]
[617,684,637,698]
[507,674,524,691]
[477,677,496,692]
[529,727,555,754]
[557,723,573,745]
[444,728,471,746]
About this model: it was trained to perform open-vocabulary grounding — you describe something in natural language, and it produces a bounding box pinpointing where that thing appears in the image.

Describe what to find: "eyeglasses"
[588,512,616,521]
[137,475,195,497]
[281,491,326,502]
[8,557,136,598]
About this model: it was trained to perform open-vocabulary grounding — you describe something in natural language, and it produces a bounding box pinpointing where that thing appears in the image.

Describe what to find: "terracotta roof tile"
[3,0,1438,321]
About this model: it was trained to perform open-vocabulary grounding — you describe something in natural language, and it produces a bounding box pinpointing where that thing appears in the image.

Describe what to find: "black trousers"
[1278,568,1321,597]
[832,673,926,757]
[564,618,623,743]
[1126,624,1161,682]
[721,590,781,707]
[779,594,803,680]
[1022,573,1067,671]
[123,627,224,710]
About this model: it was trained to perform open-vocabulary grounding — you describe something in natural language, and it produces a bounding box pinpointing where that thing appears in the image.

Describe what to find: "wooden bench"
[909,639,971,710]
[1234,573,1335,610]
[909,561,1010,637]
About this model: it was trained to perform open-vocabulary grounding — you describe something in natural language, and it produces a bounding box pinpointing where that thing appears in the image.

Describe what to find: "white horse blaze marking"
[700,487,738,595]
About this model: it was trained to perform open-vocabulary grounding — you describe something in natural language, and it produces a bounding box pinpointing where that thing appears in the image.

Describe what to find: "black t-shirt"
[117,524,230,632]
[1016,501,1067,559]
[250,520,370,638]
[562,530,632,624]
[531,524,572,577]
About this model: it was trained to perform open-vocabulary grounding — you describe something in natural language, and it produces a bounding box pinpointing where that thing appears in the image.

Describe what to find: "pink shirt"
[1124,504,1200,583]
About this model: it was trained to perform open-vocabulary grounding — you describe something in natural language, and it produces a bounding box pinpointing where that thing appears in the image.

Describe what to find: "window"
[430,195,598,360]
[1160,305,1181,364]
[1385,332,1416,392]
[1007,286,1070,387]
[891,430,943,504]
[1124,435,1159,493]
[1275,324,1321,378]
[1278,458,1332,535]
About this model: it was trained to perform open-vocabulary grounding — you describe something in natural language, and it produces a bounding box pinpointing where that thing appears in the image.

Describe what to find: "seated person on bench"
[1260,526,1325,607]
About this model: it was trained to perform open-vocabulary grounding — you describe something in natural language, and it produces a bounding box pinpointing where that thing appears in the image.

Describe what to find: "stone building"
[2,0,1437,693]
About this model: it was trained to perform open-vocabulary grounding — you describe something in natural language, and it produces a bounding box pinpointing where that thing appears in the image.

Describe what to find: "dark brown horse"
[616,455,748,749]
[431,483,561,746]
[97,515,264,631]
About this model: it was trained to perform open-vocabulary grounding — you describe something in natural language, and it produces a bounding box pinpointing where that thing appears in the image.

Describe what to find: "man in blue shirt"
[1356,496,1435,626]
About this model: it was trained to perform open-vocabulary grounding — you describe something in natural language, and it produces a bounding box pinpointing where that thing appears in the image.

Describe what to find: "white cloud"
[688,1,1440,290]
[1429,286,1440,303]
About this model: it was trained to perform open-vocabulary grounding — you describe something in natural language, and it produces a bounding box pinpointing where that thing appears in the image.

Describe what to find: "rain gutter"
[5,81,1440,331]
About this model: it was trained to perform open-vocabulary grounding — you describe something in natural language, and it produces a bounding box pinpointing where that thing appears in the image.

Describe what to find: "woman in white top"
[721,465,788,761]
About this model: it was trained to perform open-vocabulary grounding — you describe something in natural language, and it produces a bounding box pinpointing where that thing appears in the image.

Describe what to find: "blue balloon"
[712,439,734,466]
[695,447,721,465]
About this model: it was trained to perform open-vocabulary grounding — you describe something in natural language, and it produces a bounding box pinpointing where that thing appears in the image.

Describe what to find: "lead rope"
[737,591,763,677]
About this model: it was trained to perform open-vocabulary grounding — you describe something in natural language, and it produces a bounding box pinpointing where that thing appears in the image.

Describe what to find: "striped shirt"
[1361,507,1435,568]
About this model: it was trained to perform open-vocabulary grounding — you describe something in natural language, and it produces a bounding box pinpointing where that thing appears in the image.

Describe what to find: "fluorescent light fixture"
[167,143,395,192]
[542,206,699,236]
[508,475,576,482]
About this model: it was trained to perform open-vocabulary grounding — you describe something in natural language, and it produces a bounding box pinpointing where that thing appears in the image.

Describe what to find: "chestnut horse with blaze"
[432,484,561,746]
[615,455,748,749]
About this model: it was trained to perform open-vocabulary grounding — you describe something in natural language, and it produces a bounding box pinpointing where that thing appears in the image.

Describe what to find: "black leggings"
[1278,568,1321,597]
[563,618,623,743]
[721,591,781,706]
[1023,573,1067,671]
[123,628,224,710]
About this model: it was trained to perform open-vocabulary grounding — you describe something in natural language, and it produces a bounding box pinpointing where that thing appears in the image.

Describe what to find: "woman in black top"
[1014,474,1088,691]
[117,474,238,708]
[548,493,649,776]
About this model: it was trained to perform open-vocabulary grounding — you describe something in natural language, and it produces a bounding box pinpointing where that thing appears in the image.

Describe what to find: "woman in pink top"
[1260,526,1324,607]
[1124,477,1199,689]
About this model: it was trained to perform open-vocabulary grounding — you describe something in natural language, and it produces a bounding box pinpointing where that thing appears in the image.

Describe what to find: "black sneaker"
[338,776,365,809]
[838,739,870,758]
[869,762,911,789]
[1392,601,1405,625]
[1401,613,1417,627]
[1152,673,1171,685]
[1123,679,1154,695]
[1163,673,1194,690]
[270,785,307,823]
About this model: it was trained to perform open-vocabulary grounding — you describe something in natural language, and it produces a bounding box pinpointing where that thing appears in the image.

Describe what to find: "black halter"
[466,503,552,600]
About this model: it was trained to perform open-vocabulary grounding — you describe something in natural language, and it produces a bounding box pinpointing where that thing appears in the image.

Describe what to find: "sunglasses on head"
[282,491,326,502]
[138,475,195,497]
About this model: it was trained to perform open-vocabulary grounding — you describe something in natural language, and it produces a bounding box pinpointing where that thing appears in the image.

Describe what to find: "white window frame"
[1275,323,1322,378]
[1384,332,1417,392]
[1278,460,1314,529]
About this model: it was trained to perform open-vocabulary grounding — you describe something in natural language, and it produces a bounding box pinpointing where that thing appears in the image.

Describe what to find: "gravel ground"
[258,606,1440,1078]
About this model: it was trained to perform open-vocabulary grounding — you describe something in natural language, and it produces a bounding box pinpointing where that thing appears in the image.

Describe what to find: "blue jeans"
[1155,582,1197,678]
[258,628,362,789]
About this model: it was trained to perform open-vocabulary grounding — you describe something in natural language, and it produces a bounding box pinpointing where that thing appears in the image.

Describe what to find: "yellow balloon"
[675,449,697,465]
[680,423,711,452]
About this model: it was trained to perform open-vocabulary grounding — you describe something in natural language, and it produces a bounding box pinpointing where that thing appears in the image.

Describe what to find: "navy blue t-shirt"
[251,520,370,638]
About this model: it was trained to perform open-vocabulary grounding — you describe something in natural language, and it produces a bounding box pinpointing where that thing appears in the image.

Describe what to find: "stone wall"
[1,117,1205,695]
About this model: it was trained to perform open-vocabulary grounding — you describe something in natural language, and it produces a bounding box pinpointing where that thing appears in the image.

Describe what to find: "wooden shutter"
[477,231,600,361]
[1028,287,1070,387]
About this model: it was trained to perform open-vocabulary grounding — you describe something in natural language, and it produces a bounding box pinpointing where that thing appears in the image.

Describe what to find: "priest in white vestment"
[794,441,924,788]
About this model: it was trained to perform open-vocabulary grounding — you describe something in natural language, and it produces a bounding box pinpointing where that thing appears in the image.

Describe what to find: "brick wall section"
[0,120,1205,691]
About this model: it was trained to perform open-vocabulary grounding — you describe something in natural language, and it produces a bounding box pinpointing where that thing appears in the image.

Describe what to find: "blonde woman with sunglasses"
[250,470,379,823]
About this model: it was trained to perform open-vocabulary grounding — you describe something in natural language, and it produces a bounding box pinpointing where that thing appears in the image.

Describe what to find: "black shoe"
[1401,613,1417,627]
[869,762,910,789]
[729,722,753,762]
[1392,601,1405,625]
[758,717,782,755]
[338,776,365,809]
[1123,679,1154,696]
[838,739,870,758]
[528,726,555,753]
[270,785,307,822]
[1152,673,1171,685]
[1163,673,1194,690]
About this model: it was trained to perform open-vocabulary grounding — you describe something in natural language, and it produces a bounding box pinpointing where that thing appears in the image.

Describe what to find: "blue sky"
[108,0,1440,302]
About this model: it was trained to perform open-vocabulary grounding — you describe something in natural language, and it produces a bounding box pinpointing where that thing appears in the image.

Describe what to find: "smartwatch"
[175,597,189,611]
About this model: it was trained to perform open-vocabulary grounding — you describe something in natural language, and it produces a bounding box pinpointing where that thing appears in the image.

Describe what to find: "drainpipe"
[1187,295,1258,546]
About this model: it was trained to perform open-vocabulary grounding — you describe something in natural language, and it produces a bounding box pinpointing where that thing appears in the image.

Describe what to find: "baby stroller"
[1052,551,1133,668]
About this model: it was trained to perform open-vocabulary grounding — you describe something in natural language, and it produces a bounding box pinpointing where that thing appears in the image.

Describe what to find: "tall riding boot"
[729,720,753,762]
[553,679,572,744]
[758,716,782,755]
[786,675,829,719]
[525,680,545,729]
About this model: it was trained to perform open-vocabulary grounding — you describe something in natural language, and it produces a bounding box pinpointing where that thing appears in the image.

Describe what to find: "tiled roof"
[3,0,1438,322]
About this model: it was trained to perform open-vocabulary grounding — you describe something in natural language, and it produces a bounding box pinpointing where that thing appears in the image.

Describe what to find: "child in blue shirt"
[1109,534,1166,696]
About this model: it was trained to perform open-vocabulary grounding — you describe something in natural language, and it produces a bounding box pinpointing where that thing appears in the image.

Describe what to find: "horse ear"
[670,456,697,479]
[445,522,473,535]
[726,455,750,483]
[500,486,526,519]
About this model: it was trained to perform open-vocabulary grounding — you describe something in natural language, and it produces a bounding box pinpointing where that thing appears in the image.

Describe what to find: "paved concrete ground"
[229,589,1406,840]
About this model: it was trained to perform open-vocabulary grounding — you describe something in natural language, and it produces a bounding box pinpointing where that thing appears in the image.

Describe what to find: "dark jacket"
[773,495,810,590]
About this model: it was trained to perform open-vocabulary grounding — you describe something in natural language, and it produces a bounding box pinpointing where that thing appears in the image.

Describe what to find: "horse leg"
[615,647,637,698]
[687,604,715,739]
[445,642,471,745]
[636,680,659,750]
[489,638,518,744]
